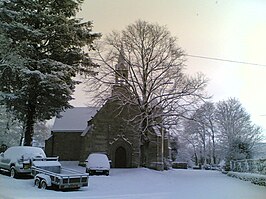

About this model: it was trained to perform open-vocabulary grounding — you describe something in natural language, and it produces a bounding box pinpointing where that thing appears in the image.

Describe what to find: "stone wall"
[230,159,266,175]
[45,132,81,161]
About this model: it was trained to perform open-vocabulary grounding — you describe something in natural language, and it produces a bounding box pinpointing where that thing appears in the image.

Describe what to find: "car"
[0,146,46,178]
[204,164,212,170]
[85,153,110,176]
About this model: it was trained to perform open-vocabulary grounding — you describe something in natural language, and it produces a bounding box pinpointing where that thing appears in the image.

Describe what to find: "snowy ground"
[0,162,266,199]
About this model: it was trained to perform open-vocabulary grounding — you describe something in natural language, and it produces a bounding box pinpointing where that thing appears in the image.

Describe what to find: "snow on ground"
[0,162,266,199]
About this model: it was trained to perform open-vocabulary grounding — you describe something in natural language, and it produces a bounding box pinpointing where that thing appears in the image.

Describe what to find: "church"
[45,52,171,170]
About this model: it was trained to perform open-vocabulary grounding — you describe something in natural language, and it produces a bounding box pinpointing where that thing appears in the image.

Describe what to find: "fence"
[230,159,266,175]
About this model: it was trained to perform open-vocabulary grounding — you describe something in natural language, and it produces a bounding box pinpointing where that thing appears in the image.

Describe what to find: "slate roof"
[52,107,99,132]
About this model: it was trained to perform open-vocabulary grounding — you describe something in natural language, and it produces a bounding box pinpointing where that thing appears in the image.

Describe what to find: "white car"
[85,153,110,176]
[0,146,46,178]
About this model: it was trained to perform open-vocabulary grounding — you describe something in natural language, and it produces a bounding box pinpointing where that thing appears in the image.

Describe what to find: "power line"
[186,54,266,67]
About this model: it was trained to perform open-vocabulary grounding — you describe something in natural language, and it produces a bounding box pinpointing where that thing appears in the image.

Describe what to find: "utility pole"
[161,123,164,170]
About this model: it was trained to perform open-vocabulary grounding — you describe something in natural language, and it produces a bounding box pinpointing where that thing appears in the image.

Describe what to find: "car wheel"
[105,171,109,176]
[34,177,41,188]
[10,167,17,178]
[41,180,47,189]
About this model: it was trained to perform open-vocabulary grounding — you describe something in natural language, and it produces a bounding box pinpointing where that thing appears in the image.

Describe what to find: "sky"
[72,0,266,140]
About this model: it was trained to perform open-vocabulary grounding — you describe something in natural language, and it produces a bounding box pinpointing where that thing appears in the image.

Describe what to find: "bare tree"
[195,102,217,164]
[176,124,202,166]
[86,20,207,164]
[182,112,208,166]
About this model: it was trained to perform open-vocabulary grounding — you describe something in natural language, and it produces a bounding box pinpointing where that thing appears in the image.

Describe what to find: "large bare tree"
[87,20,207,163]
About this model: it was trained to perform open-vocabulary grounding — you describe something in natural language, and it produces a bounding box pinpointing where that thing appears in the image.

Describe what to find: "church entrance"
[115,146,127,168]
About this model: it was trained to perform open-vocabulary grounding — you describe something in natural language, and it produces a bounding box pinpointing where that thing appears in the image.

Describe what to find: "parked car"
[85,153,110,176]
[204,164,212,170]
[0,146,46,178]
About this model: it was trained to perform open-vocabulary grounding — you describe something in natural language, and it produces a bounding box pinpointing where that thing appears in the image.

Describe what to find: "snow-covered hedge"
[227,171,266,186]
[230,159,266,175]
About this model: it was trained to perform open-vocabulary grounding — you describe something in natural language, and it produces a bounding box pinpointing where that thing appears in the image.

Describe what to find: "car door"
[0,152,11,170]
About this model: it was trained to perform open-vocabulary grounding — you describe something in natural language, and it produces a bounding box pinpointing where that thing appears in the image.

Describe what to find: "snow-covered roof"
[52,107,99,133]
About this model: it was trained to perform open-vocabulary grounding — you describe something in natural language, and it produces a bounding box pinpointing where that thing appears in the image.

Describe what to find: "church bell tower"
[111,49,130,98]
[115,49,128,85]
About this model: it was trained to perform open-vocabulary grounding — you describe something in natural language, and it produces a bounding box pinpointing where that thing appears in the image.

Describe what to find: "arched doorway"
[115,146,127,168]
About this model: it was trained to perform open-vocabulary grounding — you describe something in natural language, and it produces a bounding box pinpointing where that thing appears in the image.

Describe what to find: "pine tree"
[0,0,100,145]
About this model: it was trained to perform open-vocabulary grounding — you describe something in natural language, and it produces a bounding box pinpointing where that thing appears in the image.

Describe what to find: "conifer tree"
[0,0,100,145]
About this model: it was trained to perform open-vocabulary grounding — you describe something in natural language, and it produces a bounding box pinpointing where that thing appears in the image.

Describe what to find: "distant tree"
[179,99,261,166]
[192,102,217,164]
[0,105,23,147]
[178,121,202,166]
[182,115,206,166]
[215,98,261,163]
[182,103,214,166]
[86,20,207,165]
[170,135,194,166]
[0,0,100,145]
[32,121,51,147]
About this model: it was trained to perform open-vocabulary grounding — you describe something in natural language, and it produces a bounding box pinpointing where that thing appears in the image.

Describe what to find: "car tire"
[10,167,17,178]
[41,180,47,189]
[34,177,41,188]
[105,171,109,176]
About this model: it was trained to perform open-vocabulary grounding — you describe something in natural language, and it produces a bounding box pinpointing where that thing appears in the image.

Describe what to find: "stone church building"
[45,53,170,170]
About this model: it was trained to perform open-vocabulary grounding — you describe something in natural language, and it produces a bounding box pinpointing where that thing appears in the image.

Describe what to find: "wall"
[46,132,81,161]
[230,159,266,175]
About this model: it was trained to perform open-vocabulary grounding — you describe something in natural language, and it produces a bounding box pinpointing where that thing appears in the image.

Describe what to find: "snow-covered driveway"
[1,163,266,199]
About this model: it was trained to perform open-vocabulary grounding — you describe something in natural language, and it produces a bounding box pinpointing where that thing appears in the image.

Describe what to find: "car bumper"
[86,169,109,175]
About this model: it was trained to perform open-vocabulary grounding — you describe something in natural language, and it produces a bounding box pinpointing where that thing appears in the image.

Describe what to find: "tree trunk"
[212,133,216,164]
[194,152,198,165]
[24,104,36,146]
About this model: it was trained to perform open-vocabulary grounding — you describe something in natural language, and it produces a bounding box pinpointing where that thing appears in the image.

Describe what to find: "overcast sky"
[72,0,266,140]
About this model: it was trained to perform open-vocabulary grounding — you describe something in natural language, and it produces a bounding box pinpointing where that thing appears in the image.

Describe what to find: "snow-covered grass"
[1,161,266,199]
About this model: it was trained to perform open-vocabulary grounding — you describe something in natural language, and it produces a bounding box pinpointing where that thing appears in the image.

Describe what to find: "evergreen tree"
[0,0,100,145]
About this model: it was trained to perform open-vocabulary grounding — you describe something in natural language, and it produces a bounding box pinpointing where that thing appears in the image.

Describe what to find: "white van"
[85,153,110,176]
[0,146,46,178]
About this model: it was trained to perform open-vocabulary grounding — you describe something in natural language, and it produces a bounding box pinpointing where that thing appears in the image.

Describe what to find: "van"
[85,153,110,176]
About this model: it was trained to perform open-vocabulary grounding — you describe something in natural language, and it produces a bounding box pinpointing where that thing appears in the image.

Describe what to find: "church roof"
[52,107,99,133]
